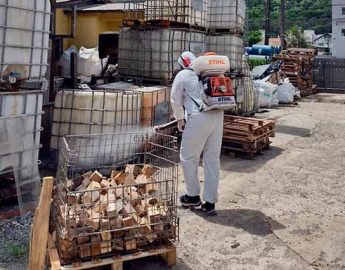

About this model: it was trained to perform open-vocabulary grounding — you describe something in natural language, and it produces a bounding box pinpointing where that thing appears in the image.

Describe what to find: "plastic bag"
[78,47,104,77]
[253,80,279,108]
[277,82,295,104]
[59,45,78,78]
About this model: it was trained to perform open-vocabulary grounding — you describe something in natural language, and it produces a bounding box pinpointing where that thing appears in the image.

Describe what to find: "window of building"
[342,29,345,36]
[343,7,345,15]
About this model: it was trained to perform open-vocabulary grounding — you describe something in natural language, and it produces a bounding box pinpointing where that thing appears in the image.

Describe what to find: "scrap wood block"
[135,201,148,217]
[90,234,101,256]
[78,245,91,258]
[100,218,110,231]
[87,209,100,231]
[114,172,127,185]
[83,181,102,207]
[142,165,156,177]
[100,179,110,188]
[111,216,125,238]
[77,234,90,244]
[66,193,77,206]
[90,170,103,183]
[125,239,137,251]
[129,191,140,207]
[125,164,141,177]
[113,238,124,251]
[101,231,112,241]
[112,185,125,199]
[136,174,157,194]
[145,181,157,194]
[148,207,162,224]
[122,216,134,228]
[136,174,149,185]
[101,241,112,254]
[107,199,123,218]
[121,204,140,224]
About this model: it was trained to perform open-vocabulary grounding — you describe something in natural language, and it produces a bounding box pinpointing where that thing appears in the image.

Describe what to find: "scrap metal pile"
[222,115,275,158]
[273,48,317,97]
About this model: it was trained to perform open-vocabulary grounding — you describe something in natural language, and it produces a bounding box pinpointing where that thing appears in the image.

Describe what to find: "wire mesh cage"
[207,0,246,31]
[136,0,208,28]
[53,132,179,264]
[118,27,206,83]
[0,90,44,215]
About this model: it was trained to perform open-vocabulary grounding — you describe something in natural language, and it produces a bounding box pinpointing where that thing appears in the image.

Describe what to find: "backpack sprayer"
[192,53,236,111]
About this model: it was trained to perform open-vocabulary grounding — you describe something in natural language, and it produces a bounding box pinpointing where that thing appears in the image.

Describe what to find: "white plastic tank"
[0,90,44,213]
[206,34,244,72]
[208,0,246,30]
[0,0,51,81]
[50,90,145,150]
[118,27,205,81]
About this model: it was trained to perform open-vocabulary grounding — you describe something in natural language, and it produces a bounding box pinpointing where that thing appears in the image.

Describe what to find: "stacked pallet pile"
[273,48,317,97]
[54,164,175,264]
[222,115,275,158]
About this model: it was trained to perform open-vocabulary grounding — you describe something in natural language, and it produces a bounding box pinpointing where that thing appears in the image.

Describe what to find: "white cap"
[178,51,196,69]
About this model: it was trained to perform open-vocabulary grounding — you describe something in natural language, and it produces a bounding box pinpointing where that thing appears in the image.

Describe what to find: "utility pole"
[265,0,271,45]
[280,0,285,49]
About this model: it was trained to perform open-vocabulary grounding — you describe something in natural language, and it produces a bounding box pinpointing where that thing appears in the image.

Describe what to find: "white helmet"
[178,51,196,69]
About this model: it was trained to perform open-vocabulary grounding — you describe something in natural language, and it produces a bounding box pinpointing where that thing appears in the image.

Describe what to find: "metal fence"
[313,57,345,91]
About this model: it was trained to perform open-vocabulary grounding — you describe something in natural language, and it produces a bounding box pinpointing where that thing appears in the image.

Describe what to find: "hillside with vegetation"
[246,0,332,35]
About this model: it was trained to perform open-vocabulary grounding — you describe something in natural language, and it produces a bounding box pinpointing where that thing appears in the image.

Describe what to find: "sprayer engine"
[192,54,236,111]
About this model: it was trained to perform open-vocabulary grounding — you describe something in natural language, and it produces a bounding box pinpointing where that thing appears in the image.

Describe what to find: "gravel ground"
[0,213,32,269]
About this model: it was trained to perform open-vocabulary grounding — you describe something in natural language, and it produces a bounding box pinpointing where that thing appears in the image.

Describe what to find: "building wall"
[56,10,140,50]
[332,0,345,58]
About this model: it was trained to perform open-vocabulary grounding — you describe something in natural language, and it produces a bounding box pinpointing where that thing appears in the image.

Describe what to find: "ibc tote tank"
[0,0,51,81]
[0,0,50,215]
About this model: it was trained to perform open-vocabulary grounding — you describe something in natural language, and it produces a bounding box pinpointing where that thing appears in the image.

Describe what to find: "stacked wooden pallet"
[273,48,317,97]
[222,115,275,158]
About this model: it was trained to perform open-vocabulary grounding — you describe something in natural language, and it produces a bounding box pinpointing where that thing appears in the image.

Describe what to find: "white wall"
[332,0,345,58]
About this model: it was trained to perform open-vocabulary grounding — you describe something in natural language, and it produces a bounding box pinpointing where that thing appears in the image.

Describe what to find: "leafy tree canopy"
[246,0,331,36]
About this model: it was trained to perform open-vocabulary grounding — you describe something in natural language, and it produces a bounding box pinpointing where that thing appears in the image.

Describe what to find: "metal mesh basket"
[53,132,179,264]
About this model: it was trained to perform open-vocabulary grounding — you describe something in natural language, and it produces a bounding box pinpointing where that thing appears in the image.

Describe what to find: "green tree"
[248,30,263,46]
[286,26,308,48]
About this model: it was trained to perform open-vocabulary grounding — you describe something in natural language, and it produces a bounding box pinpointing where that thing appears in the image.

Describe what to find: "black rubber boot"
[201,202,217,216]
[180,194,202,207]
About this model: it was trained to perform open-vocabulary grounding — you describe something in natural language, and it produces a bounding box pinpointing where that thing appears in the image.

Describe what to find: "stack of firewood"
[273,48,317,97]
[54,164,175,263]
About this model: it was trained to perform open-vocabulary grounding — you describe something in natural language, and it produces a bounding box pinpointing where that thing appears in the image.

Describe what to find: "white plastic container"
[0,0,51,80]
[98,81,171,126]
[118,27,206,81]
[208,0,246,30]
[141,0,208,28]
[0,90,43,211]
[206,34,244,71]
[50,90,144,150]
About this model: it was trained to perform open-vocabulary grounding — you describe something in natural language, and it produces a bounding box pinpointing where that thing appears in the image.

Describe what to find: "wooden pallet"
[122,18,205,31]
[48,234,176,270]
[208,28,244,36]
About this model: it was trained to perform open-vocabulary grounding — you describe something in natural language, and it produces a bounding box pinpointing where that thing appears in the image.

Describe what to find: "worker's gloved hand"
[177,119,186,132]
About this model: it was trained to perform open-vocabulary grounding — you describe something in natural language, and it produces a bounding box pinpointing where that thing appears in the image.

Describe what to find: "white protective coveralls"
[171,53,224,204]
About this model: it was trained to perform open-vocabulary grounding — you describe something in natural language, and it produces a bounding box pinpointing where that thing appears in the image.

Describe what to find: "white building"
[332,0,345,58]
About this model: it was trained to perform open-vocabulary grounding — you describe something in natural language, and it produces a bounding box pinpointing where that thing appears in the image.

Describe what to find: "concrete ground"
[1,94,345,270]
[137,95,345,270]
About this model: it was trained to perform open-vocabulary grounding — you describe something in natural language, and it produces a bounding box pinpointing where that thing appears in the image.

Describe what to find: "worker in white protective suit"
[171,51,224,216]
